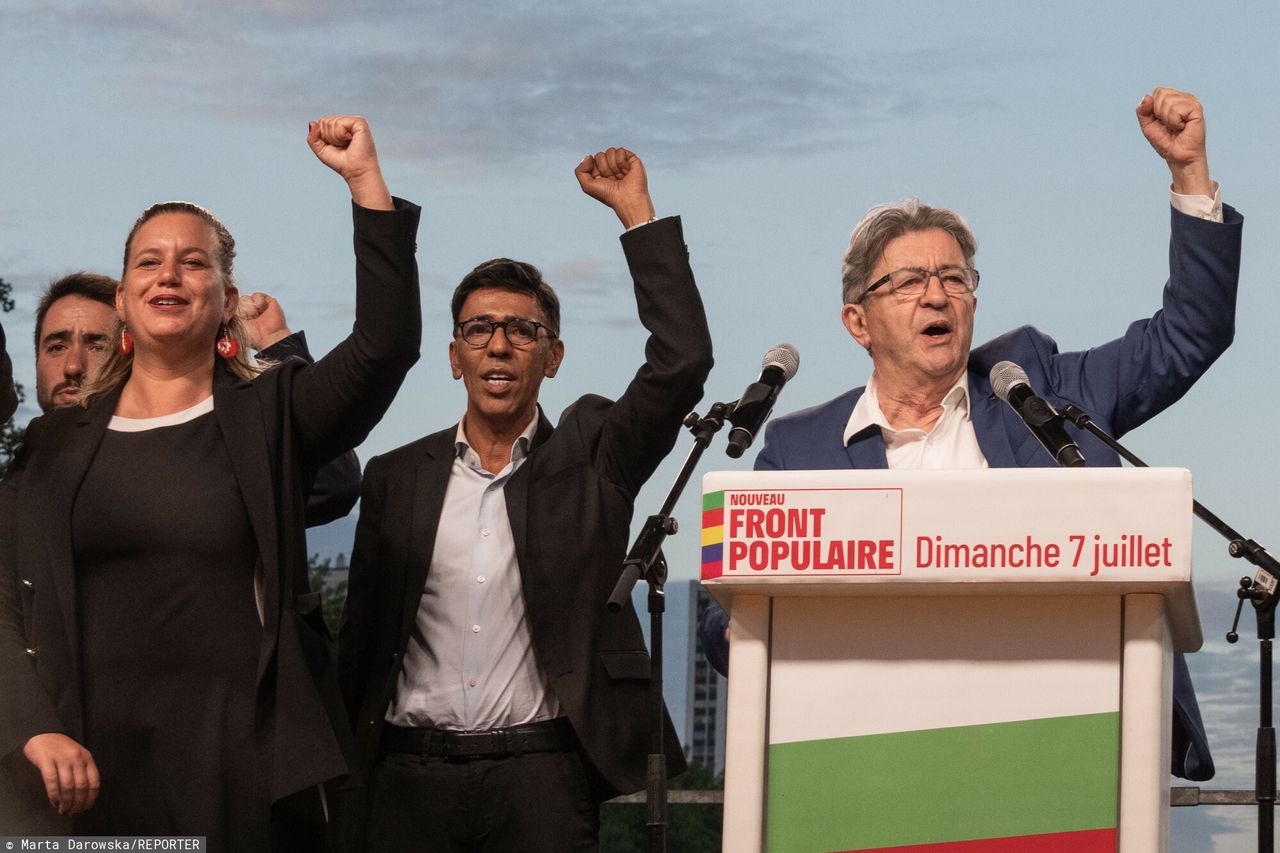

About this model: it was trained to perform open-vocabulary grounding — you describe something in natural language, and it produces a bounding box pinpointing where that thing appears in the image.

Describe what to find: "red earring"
[118,328,134,356]
[216,326,239,359]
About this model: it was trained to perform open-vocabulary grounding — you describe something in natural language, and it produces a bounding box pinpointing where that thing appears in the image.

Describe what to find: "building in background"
[684,579,727,777]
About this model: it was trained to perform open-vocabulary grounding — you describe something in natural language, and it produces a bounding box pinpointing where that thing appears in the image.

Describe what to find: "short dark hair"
[34,272,119,352]
[450,258,560,335]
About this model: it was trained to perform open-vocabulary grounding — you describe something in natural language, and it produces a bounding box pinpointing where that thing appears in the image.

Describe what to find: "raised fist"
[1136,87,1211,195]
[308,115,393,209]
[575,147,656,229]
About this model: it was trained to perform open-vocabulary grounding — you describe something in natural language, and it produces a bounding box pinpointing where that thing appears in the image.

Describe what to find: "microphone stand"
[606,401,734,853]
[1063,403,1279,852]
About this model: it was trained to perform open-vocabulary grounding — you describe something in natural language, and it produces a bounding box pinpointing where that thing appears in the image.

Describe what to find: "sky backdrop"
[5,2,1280,848]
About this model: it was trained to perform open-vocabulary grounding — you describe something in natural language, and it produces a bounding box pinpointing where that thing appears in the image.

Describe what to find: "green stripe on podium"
[766,712,1118,852]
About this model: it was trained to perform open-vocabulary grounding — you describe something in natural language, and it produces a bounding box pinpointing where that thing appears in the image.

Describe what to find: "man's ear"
[842,303,872,351]
[544,339,565,378]
[448,341,462,380]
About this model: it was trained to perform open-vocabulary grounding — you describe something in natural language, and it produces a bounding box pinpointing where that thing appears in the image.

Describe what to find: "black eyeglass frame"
[453,316,559,348]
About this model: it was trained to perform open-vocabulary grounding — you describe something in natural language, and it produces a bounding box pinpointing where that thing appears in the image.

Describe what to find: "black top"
[72,408,266,848]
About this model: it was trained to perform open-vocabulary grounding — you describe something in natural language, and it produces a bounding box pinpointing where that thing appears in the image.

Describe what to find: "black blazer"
[339,216,713,801]
[260,330,362,528]
[0,199,421,820]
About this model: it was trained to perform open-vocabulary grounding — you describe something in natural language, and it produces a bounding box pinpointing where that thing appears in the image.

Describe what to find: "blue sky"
[5,2,1279,848]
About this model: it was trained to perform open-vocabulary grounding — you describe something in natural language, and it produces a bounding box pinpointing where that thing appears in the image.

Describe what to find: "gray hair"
[840,199,977,304]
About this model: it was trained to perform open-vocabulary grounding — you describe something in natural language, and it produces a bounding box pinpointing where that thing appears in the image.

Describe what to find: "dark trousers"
[364,748,600,852]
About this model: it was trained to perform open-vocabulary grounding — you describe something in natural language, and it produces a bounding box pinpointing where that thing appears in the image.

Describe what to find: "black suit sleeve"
[261,331,361,527]
[302,453,361,528]
[259,329,313,364]
[0,487,67,759]
[288,199,422,469]
[1,322,16,424]
[593,217,714,493]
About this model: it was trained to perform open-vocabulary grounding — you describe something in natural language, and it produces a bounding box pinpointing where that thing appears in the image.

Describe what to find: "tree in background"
[308,552,349,635]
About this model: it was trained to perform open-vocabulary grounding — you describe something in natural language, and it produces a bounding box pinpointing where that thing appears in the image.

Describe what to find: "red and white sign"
[701,468,1193,584]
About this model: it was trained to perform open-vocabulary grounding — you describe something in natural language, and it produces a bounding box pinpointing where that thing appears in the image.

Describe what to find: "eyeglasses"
[861,266,980,302]
[454,316,558,348]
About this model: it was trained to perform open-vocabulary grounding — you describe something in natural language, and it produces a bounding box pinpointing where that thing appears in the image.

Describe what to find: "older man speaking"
[701,87,1238,781]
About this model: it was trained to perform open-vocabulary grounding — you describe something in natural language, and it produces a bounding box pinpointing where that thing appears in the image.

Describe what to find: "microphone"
[989,361,1086,468]
[726,343,800,458]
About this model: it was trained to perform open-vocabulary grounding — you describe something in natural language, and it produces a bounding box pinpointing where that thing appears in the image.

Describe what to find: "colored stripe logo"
[702,491,725,578]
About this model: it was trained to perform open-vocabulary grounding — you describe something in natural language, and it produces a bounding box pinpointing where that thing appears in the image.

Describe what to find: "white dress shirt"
[387,415,561,730]
[844,375,989,469]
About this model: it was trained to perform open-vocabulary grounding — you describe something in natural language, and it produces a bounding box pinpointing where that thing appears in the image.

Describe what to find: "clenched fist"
[1137,87,1212,197]
[237,292,292,352]
[308,115,394,210]
[575,147,656,229]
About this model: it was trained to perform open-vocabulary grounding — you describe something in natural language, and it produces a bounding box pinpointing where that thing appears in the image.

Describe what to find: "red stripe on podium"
[838,827,1116,853]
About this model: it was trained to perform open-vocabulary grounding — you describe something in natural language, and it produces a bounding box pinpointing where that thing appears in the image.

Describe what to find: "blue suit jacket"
[701,205,1242,781]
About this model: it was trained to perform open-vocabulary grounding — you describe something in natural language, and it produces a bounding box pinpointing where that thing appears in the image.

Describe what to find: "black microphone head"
[989,361,1029,403]
[763,343,800,381]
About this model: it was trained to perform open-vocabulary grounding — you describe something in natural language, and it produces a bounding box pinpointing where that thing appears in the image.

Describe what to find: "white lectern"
[700,468,1200,853]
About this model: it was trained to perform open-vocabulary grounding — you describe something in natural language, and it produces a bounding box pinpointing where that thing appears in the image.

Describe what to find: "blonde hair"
[79,201,266,406]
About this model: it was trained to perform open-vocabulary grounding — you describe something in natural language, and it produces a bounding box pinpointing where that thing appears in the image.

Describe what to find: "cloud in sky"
[6,0,981,166]
[546,258,615,297]
[544,258,642,330]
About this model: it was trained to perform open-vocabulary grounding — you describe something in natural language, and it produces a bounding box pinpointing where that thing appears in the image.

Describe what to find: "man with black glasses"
[701,86,1238,781]
[340,147,712,851]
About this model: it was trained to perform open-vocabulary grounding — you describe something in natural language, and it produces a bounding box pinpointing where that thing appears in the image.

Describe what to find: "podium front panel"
[765,595,1120,851]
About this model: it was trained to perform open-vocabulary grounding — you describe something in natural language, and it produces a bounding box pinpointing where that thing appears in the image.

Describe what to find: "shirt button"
[469,679,477,687]
[477,576,486,584]
[481,528,491,537]
[472,625,481,634]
